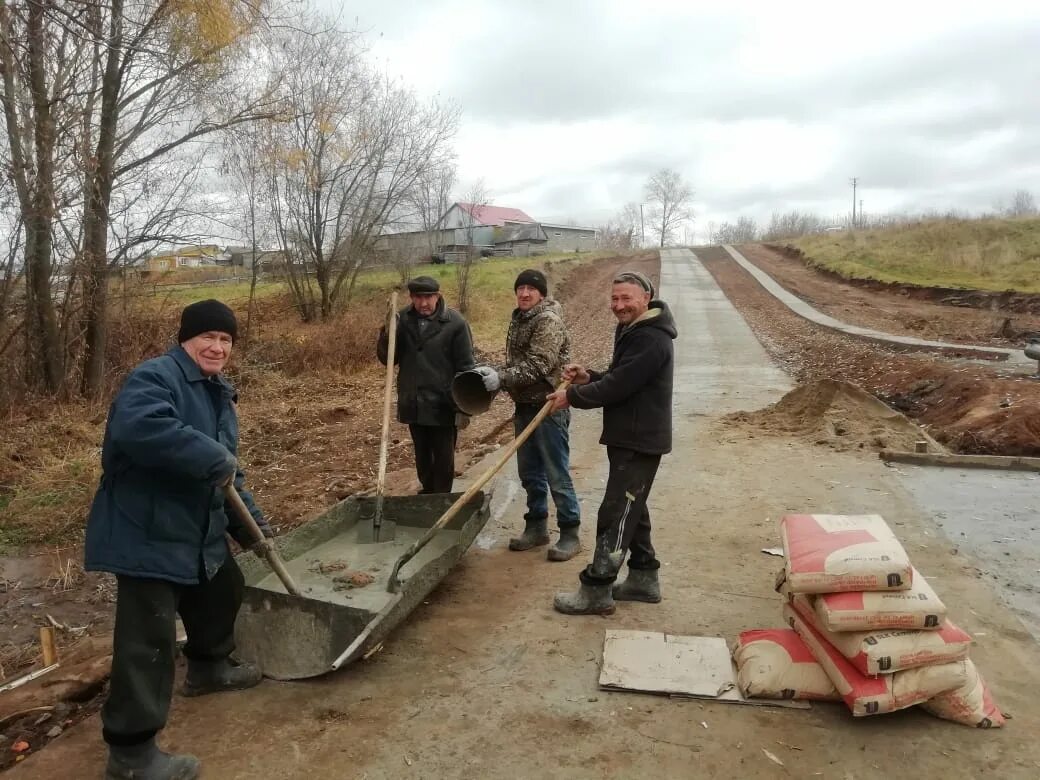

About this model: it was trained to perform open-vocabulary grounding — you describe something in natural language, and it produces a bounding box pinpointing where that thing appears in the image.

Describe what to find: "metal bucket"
[452,369,498,416]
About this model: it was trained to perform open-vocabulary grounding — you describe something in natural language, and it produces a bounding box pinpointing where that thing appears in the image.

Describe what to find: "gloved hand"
[474,365,500,392]
[250,523,275,558]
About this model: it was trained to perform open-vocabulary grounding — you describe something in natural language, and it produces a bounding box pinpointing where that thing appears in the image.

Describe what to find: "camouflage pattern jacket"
[498,298,571,405]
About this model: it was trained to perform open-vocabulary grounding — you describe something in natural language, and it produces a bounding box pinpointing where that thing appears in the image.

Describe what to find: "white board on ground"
[599,630,809,709]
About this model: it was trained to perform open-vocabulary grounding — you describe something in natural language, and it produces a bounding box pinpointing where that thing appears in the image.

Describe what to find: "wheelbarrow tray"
[234,490,492,680]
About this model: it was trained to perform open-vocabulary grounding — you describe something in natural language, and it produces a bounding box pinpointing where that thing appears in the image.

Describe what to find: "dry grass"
[0,250,639,552]
[791,216,1040,291]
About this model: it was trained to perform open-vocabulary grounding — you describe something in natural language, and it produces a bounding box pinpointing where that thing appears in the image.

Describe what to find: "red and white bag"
[790,595,971,675]
[778,514,912,594]
[922,660,1006,728]
[733,629,841,701]
[814,569,946,632]
[784,603,966,716]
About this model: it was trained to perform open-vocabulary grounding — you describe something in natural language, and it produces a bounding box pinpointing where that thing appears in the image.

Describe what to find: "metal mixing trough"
[234,490,491,680]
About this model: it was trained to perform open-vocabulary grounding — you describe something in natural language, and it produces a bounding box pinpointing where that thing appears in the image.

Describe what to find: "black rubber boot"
[547,526,582,562]
[105,739,200,780]
[612,569,661,603]
[508,516,550,551]
[553,583,616,615]
[181,657,262,698]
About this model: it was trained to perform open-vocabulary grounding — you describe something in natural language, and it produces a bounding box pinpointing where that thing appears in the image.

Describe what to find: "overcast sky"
[324,0,1039,241]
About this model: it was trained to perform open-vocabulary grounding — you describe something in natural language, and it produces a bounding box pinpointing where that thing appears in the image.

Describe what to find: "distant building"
[145,244,221,272]
[375,202,598,261]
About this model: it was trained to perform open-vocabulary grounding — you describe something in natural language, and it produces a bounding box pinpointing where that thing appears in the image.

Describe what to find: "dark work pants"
[409,424,457,494]
[101,555,244,746]
[580,447,662,586]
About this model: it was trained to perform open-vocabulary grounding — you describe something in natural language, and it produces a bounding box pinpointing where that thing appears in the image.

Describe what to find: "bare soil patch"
[740,244,1040,347]
[697,246,1040,456]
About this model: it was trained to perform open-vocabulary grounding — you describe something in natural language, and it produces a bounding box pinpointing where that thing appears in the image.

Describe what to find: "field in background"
[788,216,1040,291]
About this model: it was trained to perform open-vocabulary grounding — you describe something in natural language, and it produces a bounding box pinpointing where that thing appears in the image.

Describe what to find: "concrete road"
[14,249,1040,779]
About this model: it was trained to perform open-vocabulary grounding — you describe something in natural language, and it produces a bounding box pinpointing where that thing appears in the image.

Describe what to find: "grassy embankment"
[789,217,1040,292]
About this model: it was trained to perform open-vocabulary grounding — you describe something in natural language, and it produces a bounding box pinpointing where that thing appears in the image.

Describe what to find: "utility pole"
[639,204,646,248]
[849,177,859,227]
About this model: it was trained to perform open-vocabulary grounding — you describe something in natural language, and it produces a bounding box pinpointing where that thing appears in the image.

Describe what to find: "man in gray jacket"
[378,276,475,494]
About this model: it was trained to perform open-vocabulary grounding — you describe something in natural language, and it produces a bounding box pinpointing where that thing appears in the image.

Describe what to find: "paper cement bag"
[784,603,966,716]
[733,629,841,701]
[814,569,946,632]
[778,514,912,594]
[790,595,971,675]
[922,660,1007,728]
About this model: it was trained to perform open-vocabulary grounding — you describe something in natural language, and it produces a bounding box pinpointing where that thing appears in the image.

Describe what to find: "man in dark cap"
[85,299,271,780]
[546,269,677,615]
[474,269,582,561]
[378,275,475,494]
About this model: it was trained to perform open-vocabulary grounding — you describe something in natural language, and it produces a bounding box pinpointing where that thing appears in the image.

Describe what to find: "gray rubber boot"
[105,739,200,780]
[553,583,616,615]
[181,657,262,698]
[612,569,661,603]
[547,526,582,562]
[508,516,550,551]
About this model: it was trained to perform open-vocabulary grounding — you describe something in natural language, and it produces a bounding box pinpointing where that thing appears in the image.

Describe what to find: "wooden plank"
[880,449,1040,473]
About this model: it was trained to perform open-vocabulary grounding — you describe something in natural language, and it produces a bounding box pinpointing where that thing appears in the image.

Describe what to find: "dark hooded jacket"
[377,296,475,426]
[84,346,265,585]
[566,300,677,454]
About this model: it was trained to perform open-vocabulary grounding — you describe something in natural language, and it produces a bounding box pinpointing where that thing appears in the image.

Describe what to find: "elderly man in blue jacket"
[85,299,270,780]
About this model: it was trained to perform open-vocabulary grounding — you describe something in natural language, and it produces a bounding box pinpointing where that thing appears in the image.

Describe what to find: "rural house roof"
[457,203,535,226]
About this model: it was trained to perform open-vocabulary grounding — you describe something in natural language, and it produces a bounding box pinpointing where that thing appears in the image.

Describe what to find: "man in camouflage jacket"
[474,269,582,561]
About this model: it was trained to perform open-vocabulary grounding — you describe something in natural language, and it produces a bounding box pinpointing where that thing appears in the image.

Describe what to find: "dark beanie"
[514,269,548,297]
[407,276,440,294]
[178,299,238,343]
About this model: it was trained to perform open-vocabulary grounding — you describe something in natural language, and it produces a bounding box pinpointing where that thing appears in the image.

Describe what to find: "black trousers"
[409,424,457,494]
[101,555,244,746]
[580,447,662,586]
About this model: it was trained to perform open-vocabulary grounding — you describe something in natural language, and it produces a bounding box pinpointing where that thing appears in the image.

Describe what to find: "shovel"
[359,290,399,543]
[224,484,301,597]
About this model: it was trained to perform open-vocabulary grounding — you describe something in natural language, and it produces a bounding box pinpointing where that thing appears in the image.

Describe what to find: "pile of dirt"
[722,379,938,452]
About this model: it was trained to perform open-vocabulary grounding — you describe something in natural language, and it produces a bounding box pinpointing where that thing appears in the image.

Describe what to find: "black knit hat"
[407,276,440,294]
[514,269,548,297]
[178,299,238,343]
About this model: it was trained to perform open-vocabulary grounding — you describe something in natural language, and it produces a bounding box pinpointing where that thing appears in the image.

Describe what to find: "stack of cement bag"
[733,513,1005,728]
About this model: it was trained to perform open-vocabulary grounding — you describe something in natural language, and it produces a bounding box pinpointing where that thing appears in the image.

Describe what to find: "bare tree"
[645,168,693,247]
[455,180,489,316]
[709,216,759,244]
[597,202,641,250]
[268,20,459,321]
[224,120,274,344]
[761,210,828,241]
[412,163,456,261]
[1004,189,1038,218]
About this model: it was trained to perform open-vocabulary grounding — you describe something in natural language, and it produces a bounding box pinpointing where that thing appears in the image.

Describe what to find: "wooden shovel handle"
[376,291,398,506]
[224,484,302,597]
[387,382,571,592]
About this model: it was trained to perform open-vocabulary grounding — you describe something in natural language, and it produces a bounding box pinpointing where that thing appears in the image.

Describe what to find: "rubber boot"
[612,568,661,603]
[508,516,550,551]
[547,526,582,562]
[105,739,200,780]
[181,657,262,698]
[553,583,616,615]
